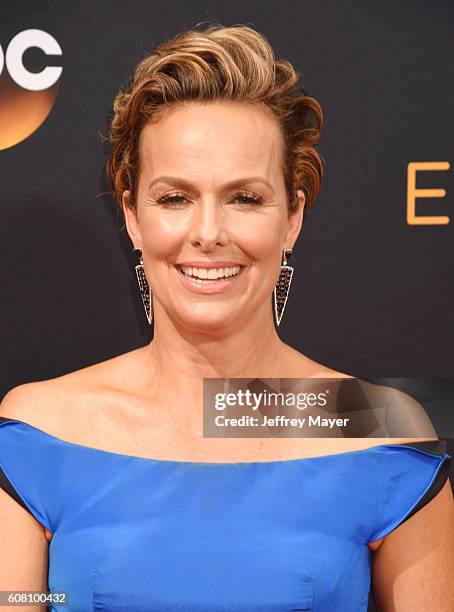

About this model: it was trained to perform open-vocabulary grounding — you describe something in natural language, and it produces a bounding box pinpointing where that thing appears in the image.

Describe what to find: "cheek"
[140,213,188,255]
[234,215,282,263]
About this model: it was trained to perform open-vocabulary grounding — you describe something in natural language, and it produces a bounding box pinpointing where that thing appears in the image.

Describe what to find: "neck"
[141,302,292,419]
[150,307,286,376]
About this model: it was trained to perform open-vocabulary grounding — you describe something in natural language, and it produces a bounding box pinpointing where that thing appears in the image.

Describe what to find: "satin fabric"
[0,418,451,611]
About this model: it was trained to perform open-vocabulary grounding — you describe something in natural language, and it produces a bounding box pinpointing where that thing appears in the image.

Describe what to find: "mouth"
[174,263,245,292]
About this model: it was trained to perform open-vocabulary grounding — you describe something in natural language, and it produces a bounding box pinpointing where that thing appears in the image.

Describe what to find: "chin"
[178,312,238,334]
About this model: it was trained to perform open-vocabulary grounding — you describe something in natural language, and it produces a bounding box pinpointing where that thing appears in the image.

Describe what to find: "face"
[122,100,305,333]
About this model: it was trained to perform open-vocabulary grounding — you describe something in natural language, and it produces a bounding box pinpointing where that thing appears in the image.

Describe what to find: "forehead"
[138,101,284,184]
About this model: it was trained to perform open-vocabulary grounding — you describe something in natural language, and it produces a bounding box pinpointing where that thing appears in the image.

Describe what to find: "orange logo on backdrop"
[0,29,62,151]
[407,162,450,225]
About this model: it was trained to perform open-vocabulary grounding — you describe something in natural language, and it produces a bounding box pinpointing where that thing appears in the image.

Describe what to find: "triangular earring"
[273,248,294,327]
[134,249,153,325]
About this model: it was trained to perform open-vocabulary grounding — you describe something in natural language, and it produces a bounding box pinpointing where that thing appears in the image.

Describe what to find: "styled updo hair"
[105,22,324,214]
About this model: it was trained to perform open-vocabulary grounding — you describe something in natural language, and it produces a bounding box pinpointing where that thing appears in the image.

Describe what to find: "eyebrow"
[147,175,274,193]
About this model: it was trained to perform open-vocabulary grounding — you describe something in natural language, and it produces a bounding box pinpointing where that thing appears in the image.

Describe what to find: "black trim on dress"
[0,417,38,515]
[388,439,452,527]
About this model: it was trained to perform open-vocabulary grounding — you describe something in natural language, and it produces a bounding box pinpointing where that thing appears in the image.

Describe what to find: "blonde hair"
[105,22,324,214]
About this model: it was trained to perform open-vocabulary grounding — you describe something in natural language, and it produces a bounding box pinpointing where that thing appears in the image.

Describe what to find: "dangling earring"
[273,248,294,327]
[134,248,153,325]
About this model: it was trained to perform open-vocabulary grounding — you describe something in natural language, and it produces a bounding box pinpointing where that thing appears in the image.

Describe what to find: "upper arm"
[0,486,49,608]
[371,479,454,611]
[0,384,52,610]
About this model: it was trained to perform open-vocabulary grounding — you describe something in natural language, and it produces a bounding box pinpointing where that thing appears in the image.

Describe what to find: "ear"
[122,190,142,249]
[284,189,305,249]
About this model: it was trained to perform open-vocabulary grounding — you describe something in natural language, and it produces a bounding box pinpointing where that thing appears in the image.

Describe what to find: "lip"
[175,263,245,294]
[175,261,244,268]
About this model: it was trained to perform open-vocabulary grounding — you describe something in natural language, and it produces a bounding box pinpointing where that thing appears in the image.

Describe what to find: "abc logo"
[0,29,62,151]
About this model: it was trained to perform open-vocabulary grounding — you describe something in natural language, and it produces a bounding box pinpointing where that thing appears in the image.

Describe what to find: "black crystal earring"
[273,248,294,327]
[134,248,153,325]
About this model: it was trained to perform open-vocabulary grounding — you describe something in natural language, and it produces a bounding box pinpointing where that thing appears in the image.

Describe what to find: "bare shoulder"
[332,380,440,452]
[358,380,438,438]
[0,346,146,436]
[0,379,68,431]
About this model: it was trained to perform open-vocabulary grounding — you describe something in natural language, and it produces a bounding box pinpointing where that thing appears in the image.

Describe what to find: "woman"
[0,23,453,612]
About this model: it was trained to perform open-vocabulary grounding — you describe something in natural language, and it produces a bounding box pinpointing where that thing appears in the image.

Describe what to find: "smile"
[175,264,245,294]
[179,265,241,280]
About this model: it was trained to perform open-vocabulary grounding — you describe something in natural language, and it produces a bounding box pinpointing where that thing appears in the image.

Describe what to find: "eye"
[154,190,263,207]
[232,191,263,206]
[155,192,188,207]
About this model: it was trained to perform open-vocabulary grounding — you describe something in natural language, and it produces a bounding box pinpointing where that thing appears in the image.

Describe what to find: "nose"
[188,197,229,251]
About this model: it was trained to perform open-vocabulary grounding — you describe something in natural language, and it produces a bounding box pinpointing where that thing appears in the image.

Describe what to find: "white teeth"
[179,265,241,280]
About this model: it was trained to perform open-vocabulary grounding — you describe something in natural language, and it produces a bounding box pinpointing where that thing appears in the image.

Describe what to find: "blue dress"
[0,416,451,611]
